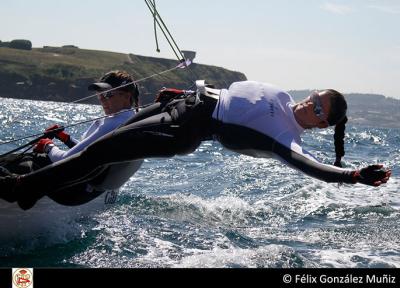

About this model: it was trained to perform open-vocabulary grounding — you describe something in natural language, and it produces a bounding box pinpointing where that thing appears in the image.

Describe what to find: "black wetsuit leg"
[14,96,216,206]
[124,102,164,125]
[0,102,170,205]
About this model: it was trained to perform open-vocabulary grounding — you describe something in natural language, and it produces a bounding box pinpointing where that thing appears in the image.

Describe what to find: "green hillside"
[0,46,247,104]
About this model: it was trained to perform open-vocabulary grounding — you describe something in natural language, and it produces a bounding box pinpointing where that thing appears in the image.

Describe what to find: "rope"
[0,102,158,147]
[0,62,186,148]
[144,0,186,61]
[152,0,161,52]
[1,1,195,150]
[145,0,202,88]
[70,64,183,105]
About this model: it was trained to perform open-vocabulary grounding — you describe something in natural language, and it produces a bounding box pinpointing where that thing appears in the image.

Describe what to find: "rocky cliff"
[0,46,247,104]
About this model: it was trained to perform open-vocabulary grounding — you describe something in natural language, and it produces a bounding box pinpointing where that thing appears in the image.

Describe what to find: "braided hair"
[326,89,347,167]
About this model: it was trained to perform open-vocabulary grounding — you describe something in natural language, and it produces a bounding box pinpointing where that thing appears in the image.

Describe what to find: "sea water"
[0,98,399,268]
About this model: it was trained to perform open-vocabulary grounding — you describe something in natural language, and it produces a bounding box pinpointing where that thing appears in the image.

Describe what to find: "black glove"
[44,124,75,148]
[353,164,391,186]
[44,124,69,142]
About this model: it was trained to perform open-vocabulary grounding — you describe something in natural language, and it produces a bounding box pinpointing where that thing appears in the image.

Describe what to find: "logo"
[268,99,276,117]
[105,190,119,204]
[12,268,33,288]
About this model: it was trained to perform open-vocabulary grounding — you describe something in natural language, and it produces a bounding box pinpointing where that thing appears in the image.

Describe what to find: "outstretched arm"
[274,141,391,186]
[214,123,391,186]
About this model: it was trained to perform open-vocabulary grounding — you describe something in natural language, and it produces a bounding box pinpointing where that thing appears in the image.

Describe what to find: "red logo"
[12,268,33,288]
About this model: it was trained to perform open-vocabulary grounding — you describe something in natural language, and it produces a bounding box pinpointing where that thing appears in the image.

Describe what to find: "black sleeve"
[272,140,355,184]
[65,137,78,148]
[214,122,355,184]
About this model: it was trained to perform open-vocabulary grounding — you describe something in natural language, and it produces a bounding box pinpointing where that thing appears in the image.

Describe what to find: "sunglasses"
[310,91,325,120]
[98,90,122,100]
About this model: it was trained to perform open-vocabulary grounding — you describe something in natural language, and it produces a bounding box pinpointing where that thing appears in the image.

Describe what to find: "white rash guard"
[48,110,134,162]
[211,81,351,182]
[212,81,317,161]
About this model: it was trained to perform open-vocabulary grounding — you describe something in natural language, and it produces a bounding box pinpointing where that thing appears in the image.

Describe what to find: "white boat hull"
[0,189,118,244]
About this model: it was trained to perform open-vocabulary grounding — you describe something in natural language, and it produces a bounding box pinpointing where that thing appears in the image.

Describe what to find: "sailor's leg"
[15,110,202,204]
[93,113,202,164]
[124,102,164,125]
[13,96,216,209]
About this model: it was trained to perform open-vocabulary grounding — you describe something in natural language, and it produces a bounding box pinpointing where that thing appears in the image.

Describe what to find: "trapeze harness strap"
[158,81,218,131]
[211,81,354,184]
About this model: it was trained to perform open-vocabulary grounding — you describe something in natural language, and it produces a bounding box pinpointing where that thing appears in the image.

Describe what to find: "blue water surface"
[0,98,399,268]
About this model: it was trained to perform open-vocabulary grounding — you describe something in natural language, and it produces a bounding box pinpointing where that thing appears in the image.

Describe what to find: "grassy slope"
[0,46,245,84]
[0,46,247,103]
[0,47,129,79]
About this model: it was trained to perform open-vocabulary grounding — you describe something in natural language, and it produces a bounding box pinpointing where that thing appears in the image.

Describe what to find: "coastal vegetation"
[0,43,246,104]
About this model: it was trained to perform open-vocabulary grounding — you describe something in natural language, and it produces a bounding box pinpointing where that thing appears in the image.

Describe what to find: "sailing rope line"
[144,0,186,62]
[0,0,194,148]
[152,0,161,53]
[70,62,187,105]
[0,60,192,147]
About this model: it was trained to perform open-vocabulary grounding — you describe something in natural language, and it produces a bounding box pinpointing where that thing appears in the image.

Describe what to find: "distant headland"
[0,39,246,105]
[1,39,399,128]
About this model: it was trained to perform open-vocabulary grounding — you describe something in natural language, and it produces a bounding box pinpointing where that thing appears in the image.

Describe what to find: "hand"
[155,87,185,102]
[353,164,392,186]
[33,138,54,154]
[44,124,70,143]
